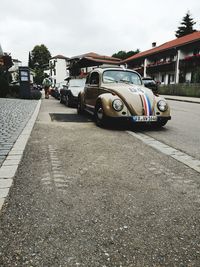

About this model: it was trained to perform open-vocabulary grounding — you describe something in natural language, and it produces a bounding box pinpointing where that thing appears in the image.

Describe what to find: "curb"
[164,97,200,104]
[0,100,41,212]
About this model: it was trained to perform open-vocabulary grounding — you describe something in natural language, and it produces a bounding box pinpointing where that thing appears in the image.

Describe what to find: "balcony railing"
[184,54,200,61]
[147,60,174,67]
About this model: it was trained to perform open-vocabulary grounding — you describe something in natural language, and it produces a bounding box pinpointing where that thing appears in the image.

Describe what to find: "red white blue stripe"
[140,94,152,116]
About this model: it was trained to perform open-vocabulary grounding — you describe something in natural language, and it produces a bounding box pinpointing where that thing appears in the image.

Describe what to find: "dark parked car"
[60,78,86,107]
[142,77,158,94]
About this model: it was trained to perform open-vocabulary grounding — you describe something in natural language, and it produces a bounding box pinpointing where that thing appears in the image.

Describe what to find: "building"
[49,55,69,88]
[9,59,22,84]
[67,52,121,76]
[124,31,200,85]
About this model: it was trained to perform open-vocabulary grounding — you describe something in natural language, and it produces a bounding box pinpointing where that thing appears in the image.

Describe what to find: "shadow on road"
[49,113,92,123]
[49,112,168,133]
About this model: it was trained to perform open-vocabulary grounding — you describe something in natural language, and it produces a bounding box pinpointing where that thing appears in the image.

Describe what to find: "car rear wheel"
[60,96,64,104]
[65,95,69,107]
[95,102,106,127]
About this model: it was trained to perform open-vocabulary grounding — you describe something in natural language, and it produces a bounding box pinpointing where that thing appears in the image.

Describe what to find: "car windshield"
[103,70,142,85]
[69,79,86,87]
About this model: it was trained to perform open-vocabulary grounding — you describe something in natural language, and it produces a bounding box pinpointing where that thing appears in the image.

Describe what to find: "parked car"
[77,67,171,127]
[60,78,86,107]
[142,77,158,94]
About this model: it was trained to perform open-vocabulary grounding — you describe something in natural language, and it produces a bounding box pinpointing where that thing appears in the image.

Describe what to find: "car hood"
[102,83,156,116]
[70,86,84,97]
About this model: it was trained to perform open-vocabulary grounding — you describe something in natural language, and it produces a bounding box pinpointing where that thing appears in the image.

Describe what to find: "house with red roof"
[46,52,121,88]
[67,52,121,76]
[124,31,200,85]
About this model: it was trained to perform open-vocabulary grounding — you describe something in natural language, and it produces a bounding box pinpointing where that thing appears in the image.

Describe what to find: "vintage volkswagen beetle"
[77,67,171,127]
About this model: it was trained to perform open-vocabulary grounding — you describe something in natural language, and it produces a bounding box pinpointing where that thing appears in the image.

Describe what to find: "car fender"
[96,93,130,117]
[78,91,85,102]
[154,95,171,117]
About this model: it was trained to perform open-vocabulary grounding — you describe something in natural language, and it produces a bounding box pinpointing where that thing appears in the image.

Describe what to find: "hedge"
[158,83,200,97]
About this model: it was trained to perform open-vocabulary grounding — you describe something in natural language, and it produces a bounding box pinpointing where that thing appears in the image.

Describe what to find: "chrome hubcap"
[97,108,103,119]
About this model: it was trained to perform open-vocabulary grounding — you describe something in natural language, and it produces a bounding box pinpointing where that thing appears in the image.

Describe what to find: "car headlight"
[112,99,124,111]
[157,100,168,112]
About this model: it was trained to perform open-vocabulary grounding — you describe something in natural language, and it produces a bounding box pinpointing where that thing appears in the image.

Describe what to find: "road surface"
[0,97,200,267]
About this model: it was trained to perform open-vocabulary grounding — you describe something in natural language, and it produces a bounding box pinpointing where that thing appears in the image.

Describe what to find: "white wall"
[185,72,192,82]
[49,58,69,87]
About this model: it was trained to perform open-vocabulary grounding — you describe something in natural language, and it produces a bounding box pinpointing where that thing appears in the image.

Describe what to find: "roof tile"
[124,31,200,62]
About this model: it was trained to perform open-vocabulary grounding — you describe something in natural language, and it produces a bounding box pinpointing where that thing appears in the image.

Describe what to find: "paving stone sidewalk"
[0,98,38,167]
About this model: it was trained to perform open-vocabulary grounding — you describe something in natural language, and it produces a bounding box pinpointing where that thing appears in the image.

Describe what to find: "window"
[161,74,165,83]
[86,75,90,84]
[103,70,142,85]
[54,69,56,75]
[193,48,200,55]
[89,72,99,85]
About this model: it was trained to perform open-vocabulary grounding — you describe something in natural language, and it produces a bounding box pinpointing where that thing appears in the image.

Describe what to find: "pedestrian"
[42,75,52,99]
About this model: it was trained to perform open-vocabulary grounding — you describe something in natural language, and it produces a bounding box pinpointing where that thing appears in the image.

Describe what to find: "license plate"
[132,116,157,122]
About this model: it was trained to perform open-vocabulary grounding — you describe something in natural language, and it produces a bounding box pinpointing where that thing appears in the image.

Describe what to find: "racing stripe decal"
[141,94,147,115]
[140,94,152,116]
[145,94,152,115]
[139,94,145,115]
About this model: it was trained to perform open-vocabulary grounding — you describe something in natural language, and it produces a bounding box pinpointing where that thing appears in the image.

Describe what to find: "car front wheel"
[77,96,84,114]
[95,102,106,127]
[156,118,168,127]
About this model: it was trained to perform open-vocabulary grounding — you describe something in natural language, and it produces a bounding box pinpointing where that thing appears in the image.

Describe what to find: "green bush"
[0,70,9,98]
[30,90,42,99]
[193,68,200,83]
[8,85,20,98]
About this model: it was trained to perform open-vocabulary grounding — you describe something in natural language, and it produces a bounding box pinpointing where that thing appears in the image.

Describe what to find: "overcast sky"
[0,0,199,65]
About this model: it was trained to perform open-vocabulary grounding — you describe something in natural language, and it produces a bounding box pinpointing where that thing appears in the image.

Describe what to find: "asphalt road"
[142,100,200,161]
[0,97,200,266]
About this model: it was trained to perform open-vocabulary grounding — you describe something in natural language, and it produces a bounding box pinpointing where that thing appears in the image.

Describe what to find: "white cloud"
[0,0,199,64]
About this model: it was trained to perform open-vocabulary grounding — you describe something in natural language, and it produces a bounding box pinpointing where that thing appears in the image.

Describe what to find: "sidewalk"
[0,94,199,210]
[1,95,200,266]
[0,99,41,210]
[161,95,200,104]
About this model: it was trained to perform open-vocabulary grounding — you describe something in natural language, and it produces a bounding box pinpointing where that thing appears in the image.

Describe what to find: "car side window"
[86,75,90,84]
[89,72,99,85]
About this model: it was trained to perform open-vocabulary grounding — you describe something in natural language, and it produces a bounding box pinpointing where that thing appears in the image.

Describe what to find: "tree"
[112,49,140,60]
[30,44,51,84]
[0,55,13,97]
[31,44,51,68]
[0,66,9,97]
[175,11,197,38]
[28,51,34,69]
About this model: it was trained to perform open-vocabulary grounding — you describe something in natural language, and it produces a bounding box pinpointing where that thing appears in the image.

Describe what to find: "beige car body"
[78,67,171,127]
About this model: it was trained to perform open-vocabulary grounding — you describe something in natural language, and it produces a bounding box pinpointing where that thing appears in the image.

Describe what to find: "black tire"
[67,96,73,108]
[77,96,84,114]
[65,95,69,107]
[95,101,106,127]
[156,118,168,127]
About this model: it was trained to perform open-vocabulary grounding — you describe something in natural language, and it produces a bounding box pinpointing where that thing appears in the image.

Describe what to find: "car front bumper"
[106,115,171,124]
